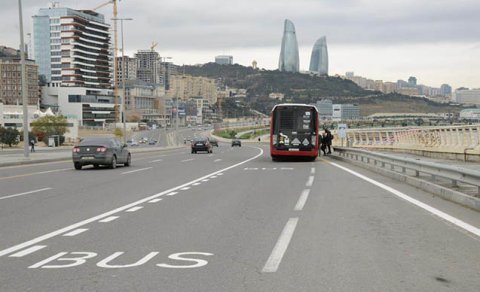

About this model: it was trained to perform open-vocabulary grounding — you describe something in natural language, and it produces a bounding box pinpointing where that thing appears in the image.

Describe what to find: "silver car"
[72,137,131,170]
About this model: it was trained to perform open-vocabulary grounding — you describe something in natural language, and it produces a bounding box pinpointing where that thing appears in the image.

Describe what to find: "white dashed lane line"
[148,198,163,203]
[294,189,310,211]
[0,187,52,201]
[192,183,201,186]
[262,218,299,273]
[166,192,178,196]
[150,159,163,163]
[62,228,88,237]
[181,158,195,162]
[9,245,47,258]
[121,167,152,175]
[126,206,143,212]
[99,216,119,223]
[310,167,315,174]
[305,176,314,187]
[214,159,222,162]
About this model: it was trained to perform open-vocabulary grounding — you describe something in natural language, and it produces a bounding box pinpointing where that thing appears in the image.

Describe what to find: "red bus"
[270,104,319,161]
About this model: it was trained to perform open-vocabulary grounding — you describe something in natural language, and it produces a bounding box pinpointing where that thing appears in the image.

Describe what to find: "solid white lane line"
[329,161,480,238]
[214,159,222,162]
[166,192,178,196]
[150,159,163,163]
[99,216,119,223]
[148,198,163,203]
[9,245,47,258]
[126,206,143,212]
[262,218,299,273]
[0,187,52,201]
[192,183,201,186]
[306,176,314,187]
[311,167,315,174]
[121,167,152,175]
[62,228,88,237]
[0,147,264,258]
[294,189,310,211]
[181,158,195,162]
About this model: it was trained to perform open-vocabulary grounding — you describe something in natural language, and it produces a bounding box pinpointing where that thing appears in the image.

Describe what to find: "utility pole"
[111,17,132,144]
[18,0,29,158]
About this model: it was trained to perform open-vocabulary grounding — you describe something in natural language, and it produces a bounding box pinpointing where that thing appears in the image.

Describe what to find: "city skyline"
[2,0,479,89]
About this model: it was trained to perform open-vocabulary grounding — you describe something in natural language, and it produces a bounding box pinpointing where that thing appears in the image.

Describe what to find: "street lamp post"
[111,17,132,144]
[18,0,29,158]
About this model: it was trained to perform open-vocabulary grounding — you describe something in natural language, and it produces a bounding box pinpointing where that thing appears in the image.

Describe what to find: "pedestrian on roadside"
[30,139,35,153]
[320,132,327,156]
[324,129,333,154]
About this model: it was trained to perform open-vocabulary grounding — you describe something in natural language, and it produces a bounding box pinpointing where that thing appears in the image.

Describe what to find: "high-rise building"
[309,36,328,76]
[215,55,233,65]
[278,19,299,73]
[116,56,137,84]
[440,84,452,97]
[135,50,160,84]
[408,76,417,87]
[32,3,111,88]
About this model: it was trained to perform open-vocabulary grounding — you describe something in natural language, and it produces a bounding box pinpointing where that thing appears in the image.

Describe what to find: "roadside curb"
[328,154,480,212]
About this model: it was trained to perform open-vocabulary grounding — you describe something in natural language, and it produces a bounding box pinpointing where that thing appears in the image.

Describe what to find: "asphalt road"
[0,142,479,291]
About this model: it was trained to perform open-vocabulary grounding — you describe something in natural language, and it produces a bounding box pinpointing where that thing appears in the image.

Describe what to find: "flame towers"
[278,19,299,73]
[309,36,328,76]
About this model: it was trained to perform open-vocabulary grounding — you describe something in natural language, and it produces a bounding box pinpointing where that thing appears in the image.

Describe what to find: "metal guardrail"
[334,147,480,197]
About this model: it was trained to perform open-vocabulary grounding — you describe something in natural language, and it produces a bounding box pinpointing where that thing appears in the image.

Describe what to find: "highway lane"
[0,143,479,291]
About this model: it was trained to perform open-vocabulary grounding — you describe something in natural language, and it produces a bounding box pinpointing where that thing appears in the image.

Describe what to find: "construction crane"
[93,0,121,122]
[151,41,158,51]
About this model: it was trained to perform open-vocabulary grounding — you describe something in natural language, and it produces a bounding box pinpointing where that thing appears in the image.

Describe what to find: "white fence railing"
[335,125,480,156]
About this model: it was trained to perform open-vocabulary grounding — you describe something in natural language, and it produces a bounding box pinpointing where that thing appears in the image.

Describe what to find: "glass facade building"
[32,5,111,88]
[278,19,299,73]
[309,36,328,76]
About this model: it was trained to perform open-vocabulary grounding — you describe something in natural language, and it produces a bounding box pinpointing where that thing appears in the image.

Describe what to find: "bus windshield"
[273,106,316,134]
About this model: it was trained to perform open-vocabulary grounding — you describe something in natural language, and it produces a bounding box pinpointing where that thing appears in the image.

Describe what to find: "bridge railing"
[334,125,480,156]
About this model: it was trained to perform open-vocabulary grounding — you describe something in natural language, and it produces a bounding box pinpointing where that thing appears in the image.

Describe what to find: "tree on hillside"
[31,115,69,144]
[0,127,20,147]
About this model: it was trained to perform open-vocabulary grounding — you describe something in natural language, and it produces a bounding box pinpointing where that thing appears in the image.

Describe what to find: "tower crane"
[93,0,121,122]
[151,42,158,51]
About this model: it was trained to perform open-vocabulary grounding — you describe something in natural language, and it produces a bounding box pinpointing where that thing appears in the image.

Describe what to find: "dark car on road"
[72,137,131,170]
[191,137,212,154]
[231,139,242,147]
[208,137,219,147]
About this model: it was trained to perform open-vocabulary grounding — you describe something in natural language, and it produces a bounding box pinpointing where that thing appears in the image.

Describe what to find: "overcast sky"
[3,0,480,89]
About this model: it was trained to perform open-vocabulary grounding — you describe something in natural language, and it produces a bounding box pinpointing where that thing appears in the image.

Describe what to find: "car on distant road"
[127,139,139,146]
[72,137,131,170]
[208,137,219,147]
[148,139,157,145]
[191,137,212,154]
[231,139,242,147]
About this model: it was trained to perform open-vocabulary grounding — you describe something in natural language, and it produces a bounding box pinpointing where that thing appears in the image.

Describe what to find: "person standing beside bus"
[324,129,333,154]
